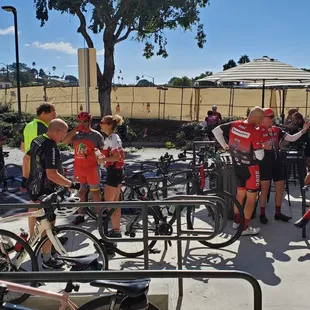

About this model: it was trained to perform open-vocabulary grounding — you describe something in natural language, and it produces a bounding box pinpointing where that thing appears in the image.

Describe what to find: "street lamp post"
[2,5,21,121]
[142,74,155,84]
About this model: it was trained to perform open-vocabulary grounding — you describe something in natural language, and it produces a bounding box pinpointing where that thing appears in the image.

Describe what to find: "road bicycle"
[0,272,160,309]
[0,189,108,304]
[100,160,244,258]
[0,151,22,193]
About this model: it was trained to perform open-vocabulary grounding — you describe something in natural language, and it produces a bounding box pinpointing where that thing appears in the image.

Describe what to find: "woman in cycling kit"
[100,115,125,238]
[259,108,310,224]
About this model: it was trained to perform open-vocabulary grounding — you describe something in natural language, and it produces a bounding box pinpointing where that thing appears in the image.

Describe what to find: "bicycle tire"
[0,229,39,304]
[1,164,22,194]
[190,190,244,249]
[77,295,160,310]
[34,226,108,270]
[103,207,159,258]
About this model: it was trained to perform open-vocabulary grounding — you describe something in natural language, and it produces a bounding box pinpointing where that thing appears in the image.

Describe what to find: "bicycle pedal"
[149,248,161,254]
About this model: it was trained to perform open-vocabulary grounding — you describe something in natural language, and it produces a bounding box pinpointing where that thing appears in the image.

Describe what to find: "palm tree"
[32,62,36,68]
[52,66,56,77]
[238,55,250,65]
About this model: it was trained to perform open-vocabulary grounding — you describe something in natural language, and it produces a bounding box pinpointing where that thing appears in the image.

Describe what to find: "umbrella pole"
[261,79,265,108]
[281,88,285,123]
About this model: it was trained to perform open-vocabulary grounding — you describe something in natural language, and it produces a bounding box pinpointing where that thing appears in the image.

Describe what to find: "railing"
[0,196,262,309]
[0,270,262,310]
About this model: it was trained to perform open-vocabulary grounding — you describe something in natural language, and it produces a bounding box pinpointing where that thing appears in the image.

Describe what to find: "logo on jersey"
[231,127,251,139]
[76,143,89,158]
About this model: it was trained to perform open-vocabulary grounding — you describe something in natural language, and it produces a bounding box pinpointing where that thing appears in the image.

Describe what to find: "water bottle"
[1,235,14,253]
[14,229,29,252]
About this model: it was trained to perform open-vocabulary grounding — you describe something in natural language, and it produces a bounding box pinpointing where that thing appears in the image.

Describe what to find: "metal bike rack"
[0,196,262,309]
[0,270,262,310]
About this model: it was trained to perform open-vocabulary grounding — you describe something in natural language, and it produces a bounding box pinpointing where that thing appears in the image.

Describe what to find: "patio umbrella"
[198,57,310,113]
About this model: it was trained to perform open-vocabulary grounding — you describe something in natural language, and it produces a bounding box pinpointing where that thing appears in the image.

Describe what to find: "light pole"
[2,5,21,121]
[142,74,155,84]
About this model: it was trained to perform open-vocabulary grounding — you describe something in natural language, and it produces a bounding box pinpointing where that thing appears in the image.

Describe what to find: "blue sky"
[1,0,310,84]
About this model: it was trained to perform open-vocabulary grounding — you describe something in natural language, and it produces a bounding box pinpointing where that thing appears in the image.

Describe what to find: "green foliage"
[223,59,237,71]
[176,122,202,146]
[165,141,175,149]
[238,55,250,65]
[136,79,155,87]
[168,76,192,87]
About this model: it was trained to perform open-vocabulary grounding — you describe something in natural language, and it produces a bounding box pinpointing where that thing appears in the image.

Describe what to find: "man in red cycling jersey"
[259,108,310,224]
[212,106,266,235]
[62,112,105,225]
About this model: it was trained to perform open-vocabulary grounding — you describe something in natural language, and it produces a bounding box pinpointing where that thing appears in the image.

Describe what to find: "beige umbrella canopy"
[198,56,310,113]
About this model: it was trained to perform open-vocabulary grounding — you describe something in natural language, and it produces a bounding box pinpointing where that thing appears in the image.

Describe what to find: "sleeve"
[43,142,59,169]
[110,134,122,154]
[220,122,232,138]
[251,128,264,150]
[97,132,105,149]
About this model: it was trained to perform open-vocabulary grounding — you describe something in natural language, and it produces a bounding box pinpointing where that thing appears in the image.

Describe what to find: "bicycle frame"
[0,209,68,269]
[0,279,78,310]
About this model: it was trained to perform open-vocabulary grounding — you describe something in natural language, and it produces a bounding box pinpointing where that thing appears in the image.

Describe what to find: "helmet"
[77,112,92,122]
[212,105,217,110]
[54,193,81,217]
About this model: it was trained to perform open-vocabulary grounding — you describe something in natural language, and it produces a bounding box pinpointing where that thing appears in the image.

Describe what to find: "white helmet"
[54,193,80,217]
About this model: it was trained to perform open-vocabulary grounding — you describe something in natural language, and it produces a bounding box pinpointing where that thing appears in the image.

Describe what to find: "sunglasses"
[267,115,275,119]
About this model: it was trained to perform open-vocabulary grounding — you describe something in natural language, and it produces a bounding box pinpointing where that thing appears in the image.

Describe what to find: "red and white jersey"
[102,133,125,169]
[221,120,263,166]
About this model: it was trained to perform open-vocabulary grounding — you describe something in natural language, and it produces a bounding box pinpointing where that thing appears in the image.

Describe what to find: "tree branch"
[115,26,135,44]
[70,4,94,48]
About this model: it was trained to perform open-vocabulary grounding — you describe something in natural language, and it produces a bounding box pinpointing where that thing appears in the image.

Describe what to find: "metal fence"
[0,85,309,121]
[0,197,262,309]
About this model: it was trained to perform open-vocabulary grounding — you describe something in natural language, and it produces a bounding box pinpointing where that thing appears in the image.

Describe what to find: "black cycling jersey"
[26,134,63,196]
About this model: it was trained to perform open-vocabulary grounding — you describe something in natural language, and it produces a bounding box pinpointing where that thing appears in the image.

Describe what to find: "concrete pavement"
[0,147,309,309]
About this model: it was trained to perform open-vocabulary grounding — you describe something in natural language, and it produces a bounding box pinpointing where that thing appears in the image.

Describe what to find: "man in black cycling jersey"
[26,118,80,269]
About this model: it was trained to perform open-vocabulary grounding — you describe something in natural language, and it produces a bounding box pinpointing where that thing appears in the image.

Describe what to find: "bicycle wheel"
[0,229,39,304]
[1,164,22,193]
[34,226,108,271]
[187,190,244,249]
[103,206,159,258]
[77,295,160,310]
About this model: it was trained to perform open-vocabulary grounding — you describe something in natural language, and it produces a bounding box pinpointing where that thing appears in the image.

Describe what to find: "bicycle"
[0,151,22,193]
[0,188,108,304]
[0,274,160,309]
[100,159,244,258]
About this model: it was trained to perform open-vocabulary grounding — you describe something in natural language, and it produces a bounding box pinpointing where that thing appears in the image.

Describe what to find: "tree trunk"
[98,34,115,117]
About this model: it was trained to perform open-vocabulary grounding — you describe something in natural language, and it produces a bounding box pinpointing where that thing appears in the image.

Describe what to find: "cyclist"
[21,103,56,191]
[212,106,266,236]
[259,108,310,224]
[212,105,222,123]
[100,114,125,238]
[62,112,105,225]
[26,118,80,269]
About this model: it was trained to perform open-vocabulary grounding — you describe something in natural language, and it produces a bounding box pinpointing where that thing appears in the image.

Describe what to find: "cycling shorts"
[234,165,260,192]
[259,161,285,182]
[74,166,100,191]
[106,167,124,188]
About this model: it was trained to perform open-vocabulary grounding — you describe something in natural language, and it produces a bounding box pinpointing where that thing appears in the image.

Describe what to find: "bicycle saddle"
[90,279,150,298]
[58,253,99,269]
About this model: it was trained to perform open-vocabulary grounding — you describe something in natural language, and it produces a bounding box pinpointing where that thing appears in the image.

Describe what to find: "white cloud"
[56,56,61,59]
[0,26,15,35]
[32,41,77,55]
[66,64,78,68]
[97,48,104,56]
[24,43,30,47]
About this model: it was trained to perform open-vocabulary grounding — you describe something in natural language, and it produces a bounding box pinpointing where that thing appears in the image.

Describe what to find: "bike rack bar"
[0,195,260,308]
[0,270,262,310]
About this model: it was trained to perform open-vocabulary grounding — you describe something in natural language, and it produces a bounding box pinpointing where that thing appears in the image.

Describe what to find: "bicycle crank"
[158,223,173,235]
